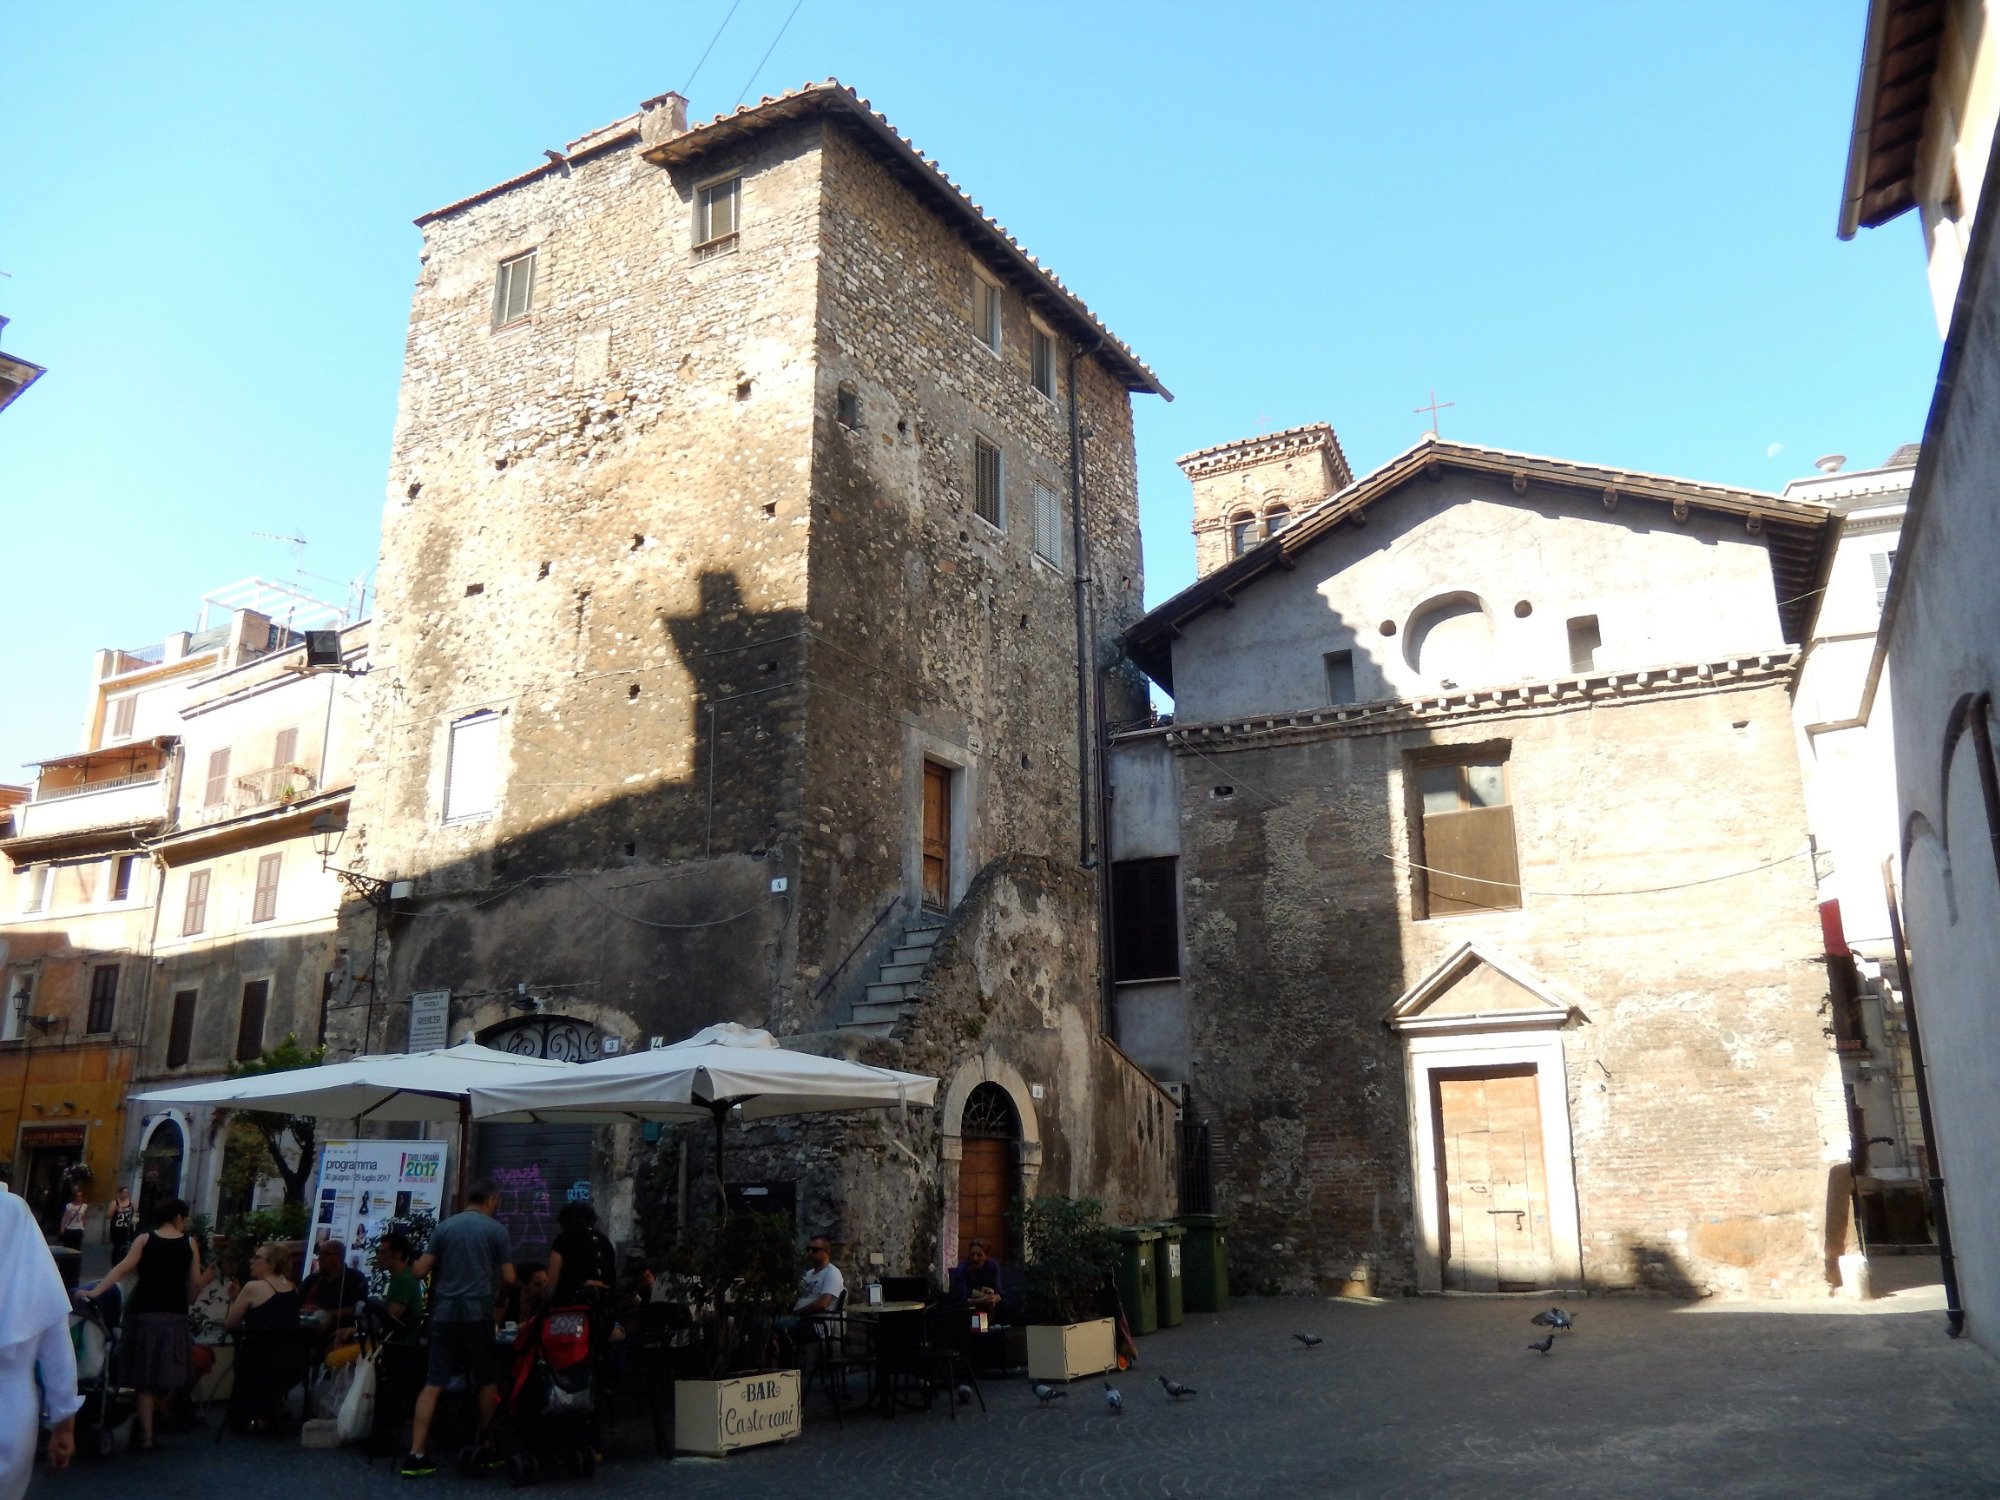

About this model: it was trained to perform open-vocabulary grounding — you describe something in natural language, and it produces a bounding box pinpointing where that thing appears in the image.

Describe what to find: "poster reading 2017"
[310,1139,449,1270]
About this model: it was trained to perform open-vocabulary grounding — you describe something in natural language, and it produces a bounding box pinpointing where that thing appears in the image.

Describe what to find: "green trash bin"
[1107,1226,1161,1336]
[1152,1221,1185,1328]
[1175,1213,1229,1313]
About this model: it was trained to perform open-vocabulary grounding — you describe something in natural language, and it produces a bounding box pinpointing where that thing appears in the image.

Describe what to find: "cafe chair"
[806,1295,871,1428]
[919,1308,986,1419]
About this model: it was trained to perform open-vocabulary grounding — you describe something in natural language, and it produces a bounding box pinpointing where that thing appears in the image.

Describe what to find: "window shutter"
[252,853,282,923]
[166,989,198,1068]
[1872,551,1895,608]
[182,869,210,936]
[1421,805,1521,914]
[111,696,137,738]
[444,712,501,822]
[272,726,298,769]
[1111,857,1181,982]
[1033,485,1063,566]
[973,437,1003,526]
[203,747,231,808]
[236,980,270,1062]
[87,964,118,1033]
[111,854,136,902]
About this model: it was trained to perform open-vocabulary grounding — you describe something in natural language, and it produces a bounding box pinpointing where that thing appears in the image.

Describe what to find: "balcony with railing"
[16,772,171,841]
[184,764,320,826]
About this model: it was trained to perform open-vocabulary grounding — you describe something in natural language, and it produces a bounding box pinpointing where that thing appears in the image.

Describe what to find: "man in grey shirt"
[401,1181,515,1477]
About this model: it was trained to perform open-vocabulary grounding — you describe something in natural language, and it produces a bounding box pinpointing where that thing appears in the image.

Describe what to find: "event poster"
[309,1138,449,1270]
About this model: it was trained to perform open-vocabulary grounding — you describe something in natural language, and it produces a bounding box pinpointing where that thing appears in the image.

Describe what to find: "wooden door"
[959,1137,1013,1263]
[1435,1068,1552,1292]
[922,761,952,911]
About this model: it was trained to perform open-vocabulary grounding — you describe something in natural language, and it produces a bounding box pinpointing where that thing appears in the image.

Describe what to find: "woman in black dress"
[223,1243,305,1433]
[88,1198,218,1450]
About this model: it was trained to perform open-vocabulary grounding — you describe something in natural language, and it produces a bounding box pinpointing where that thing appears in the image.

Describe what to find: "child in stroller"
[68,1286,134,1460]
[487,1303,597,1485]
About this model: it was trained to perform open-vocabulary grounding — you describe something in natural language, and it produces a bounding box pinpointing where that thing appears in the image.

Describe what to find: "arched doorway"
[473,1017,601,1263]
[957,1083,1020,1265]
[138,1118,186,1227]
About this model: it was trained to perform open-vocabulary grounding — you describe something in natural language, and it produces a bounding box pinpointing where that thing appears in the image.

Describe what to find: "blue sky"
[1,1,1939,774]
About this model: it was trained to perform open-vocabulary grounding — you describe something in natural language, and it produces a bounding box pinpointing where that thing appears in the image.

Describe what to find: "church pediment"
[1386,942,1582,1035]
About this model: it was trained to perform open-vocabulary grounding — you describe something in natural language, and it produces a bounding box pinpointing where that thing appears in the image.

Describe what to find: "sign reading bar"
[309,1138,449,1271]
[408,991,450,1053]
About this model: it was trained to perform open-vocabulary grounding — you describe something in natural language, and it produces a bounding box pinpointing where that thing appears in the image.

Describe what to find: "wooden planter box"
[673,1371,801,1456]
[1025,1318,1116,1382]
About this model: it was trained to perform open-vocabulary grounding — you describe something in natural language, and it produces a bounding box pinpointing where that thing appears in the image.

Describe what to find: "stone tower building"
[1181,422,1352,578]
[330,82,1176,1271]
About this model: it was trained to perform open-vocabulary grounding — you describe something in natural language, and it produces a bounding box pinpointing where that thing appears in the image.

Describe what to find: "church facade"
[1112,433,1857,1297]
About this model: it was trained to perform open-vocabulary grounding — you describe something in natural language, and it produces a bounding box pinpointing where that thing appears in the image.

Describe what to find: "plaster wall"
[1173,676,1846,1298]
[1170,477,1792,723]
[1885,187,2000,1348]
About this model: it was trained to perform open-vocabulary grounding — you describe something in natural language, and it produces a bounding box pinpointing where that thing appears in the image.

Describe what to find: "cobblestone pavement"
[58,1266,2000,1500]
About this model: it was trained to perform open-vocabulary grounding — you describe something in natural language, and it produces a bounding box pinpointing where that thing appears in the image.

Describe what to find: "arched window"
[1230,513,1258,557]
[1263,505,1292,538]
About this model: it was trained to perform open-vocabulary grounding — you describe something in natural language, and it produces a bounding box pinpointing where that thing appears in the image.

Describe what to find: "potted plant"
[672,1211,804,1457]
[1016,1194,1120,1382]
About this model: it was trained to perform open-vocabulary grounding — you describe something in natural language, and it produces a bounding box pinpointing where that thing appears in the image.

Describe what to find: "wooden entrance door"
[1434,1067,1553,1291]
[959,1138,1013,1263]
[921,761,952,911]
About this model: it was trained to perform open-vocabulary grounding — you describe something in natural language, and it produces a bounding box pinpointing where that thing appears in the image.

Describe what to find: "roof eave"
[646,87,1170,399]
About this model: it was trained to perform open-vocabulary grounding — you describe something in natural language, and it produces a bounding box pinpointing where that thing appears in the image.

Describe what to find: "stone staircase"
[839,917,945,1038]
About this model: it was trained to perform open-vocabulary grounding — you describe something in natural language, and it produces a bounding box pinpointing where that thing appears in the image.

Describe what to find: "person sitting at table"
[222,1243,305,1432]
[789,1235,844,1324]
[302,1239,367,1337]
[948,1238,1005,1316]
[375,1231,425,1329]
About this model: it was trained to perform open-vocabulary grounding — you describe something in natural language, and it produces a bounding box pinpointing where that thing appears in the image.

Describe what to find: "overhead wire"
[1173,739,1812,901]
[680,0,742,95]
[734,0,806,108]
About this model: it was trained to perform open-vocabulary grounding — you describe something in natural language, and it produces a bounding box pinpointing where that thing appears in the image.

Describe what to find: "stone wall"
[1172,672,1847,1297]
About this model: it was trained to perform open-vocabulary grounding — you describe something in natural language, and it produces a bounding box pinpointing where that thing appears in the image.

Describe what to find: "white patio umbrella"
[132,1041,577,1203]
[465,1022,938,1214]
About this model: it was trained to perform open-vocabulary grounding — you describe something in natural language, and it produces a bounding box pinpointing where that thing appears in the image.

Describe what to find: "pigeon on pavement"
[1104,1381,1123,1413]
[1528,1334,1556,1355]
[1530,1308,1575,1331]
[1158,1377,1198,1399]
[1032,1381,1068,1405]
[1292,1332,1324,1349]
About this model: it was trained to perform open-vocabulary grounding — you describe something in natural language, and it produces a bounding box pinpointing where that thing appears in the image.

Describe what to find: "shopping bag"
[336,1351,378,1443]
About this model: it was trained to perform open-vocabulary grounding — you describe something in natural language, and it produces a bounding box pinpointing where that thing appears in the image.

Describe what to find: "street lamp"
[310,812,397,907]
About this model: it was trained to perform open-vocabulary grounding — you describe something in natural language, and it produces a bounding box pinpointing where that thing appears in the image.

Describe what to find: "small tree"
[1014,1194,1118,1325]
[226,1036,325,1205]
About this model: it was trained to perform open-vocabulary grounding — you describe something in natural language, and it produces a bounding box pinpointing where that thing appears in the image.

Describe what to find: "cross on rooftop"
[1414,389,1455,437]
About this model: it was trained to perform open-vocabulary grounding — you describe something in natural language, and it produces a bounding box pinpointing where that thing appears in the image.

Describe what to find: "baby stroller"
[69,1286,133,1459]
[489,1305,598,1485]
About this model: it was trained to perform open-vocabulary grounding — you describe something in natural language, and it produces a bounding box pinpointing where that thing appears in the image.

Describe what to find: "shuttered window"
[235,979,269,1062]
[444,711,501,824]
[695,178,740,255]
[1030,326,1056,398]
[1231,514,1257,556]
[494,249,537,326]
[166,989,198,1068]
[973,276,1002,353]
[1032,484,1064,567]
[973,435,1003,527]
[21,865,49,913]
[86,964,118,1034]
[272,726,299,769]
[1111,857,1181,982]
[111,854,138,902]
[1414,756,1521,916]
[182,869,210,936]
[1872,551,1896,609]
[1264,506,1292,537]
[202,747,231,808]
[110,695,138,739]
[251,853,281,924]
